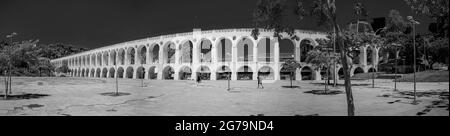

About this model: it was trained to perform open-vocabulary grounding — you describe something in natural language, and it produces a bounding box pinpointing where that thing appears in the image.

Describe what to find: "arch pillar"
[211,42,217,63]
[157,65,163,80]
[106,68,111,78]
[373,48,379,66]
[274,39,280,80]
[114,68,118,78]
[359,46,367,66]
[146,45,151,64]
[210,71,216,81]
[134,47,139,65]
[296,68,301,81]
[193,40,200,65]
[175,44,180,64]
[125,48,129,65]
[294,40,301,62]
[133,67,138,79]
[174,69,179,80]
[314,69,321,81]
[144,68,149,79]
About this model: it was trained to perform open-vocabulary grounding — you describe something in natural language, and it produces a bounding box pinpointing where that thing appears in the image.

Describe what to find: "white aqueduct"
[50,28,379,81]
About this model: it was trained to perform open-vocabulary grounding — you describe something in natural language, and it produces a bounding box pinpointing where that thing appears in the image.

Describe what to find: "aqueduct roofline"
[51,28,325,61]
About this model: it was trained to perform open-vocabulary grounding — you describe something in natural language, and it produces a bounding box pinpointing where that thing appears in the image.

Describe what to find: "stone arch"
[258,66,274,80]
[102,67,108,78]
[126,66,134,78]
[216,65,231,80]
[257,37,275,62]
[162,66,175,80]
[178,65,192,80]
[338,67,344,79]
[85,68,90,77]
[150,43,160,63]
[136,66,145,79]
[91,54,96,66]
[163,42,176,64]
[280,65,296,80]
[117,67,124,78]
[279,38,296,62]
[148,66,158,79]
[110,50,117,65]
[109,67,115,78]
[300,39,315,62]
[301,66,313,80]
[180,40,193,63]
[237,65,253,80]
[81,69,85,77]
[86,55,90,66]
[138,45,147,64]
[90,68,95,77]
[237,37,254,62]
[97,53,102,66]
[118,48,125,65]
[198,38,212,63]
[127,47,136,65]
[216,37,232,62]
[196,65,211,80]
[353,67,364,75]
[368,67,377,72]
[103,52,109,66]
[96,68,101,77]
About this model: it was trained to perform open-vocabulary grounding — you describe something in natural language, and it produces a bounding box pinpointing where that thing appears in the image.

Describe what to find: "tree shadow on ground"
[23,104,44,109]
[99,92,131,97]
[294,114,319,116]
[0,93,50,100]
[310,83,371,86]
[250,114,265,116]
[304,90,343,95]
[281,86,300,88]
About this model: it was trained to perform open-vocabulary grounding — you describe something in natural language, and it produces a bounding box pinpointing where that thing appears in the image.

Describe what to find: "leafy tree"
[281,59,302,88]
[252,0,376,116]
[305,43,339,93]
[404,0,449,67]
[404,0,449,37]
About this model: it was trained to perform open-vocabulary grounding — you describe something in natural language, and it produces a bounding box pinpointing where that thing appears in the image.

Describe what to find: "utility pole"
[6,32,17,95]
[333,28,337,87]
[115,52,119,95]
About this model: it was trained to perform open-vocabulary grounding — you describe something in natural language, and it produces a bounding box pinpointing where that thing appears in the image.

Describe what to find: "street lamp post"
[227,61,231,91]
[333,28,337,87]
[372,27,386,88]
[393,43,401,91]
[5,32,17,95]
[407,16,420,104]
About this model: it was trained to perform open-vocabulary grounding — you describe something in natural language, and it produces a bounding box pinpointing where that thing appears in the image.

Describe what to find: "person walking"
[257,76,264,89]
[196,75,201,86]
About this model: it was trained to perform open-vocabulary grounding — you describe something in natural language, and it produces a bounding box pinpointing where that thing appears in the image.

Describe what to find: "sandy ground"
[0,77,448,116]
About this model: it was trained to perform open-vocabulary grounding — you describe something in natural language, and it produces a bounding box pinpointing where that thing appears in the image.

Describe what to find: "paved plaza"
[0,77,448,116]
